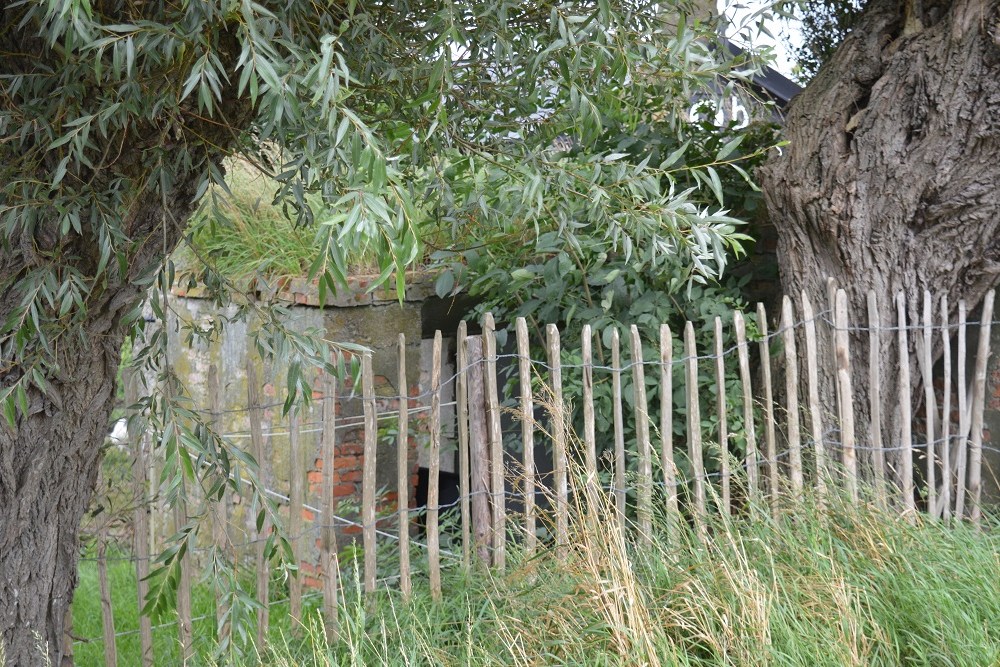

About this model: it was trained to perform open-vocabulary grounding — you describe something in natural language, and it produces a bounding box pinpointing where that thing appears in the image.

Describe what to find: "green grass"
[72,486,1000,666]
[172,159,433,286]
[172,161,329,285]
[71,544,323,666]
[71,544,213,665]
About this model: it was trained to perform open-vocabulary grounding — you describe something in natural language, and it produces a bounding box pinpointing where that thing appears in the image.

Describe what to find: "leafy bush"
[426,21,781,477]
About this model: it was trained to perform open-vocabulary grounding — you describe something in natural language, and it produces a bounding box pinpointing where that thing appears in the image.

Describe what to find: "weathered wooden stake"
[361,352,378,596]
[456,322,471,567]
[320,372,340,640]
[940,296,952,521]
[713,317,730,515]
[757,303,779,517]
[288,402,304,625]
[428,331,443,597]
[173,490,193,662]
[801,293,826,499]
[867,291,887,507]
[782,296,804,499]
[246,354,270,648]
[465,336,492,565]
[148,408,159,560]
[956,300,968,519]
[897,293,915,517]
[582,324,598,483]
[98,528,117,667]
[733,312,759,501]
[484,313,506,571]
[660,324,680,537]
[919,291,937,514]
[126,368,154,666]
[207,363,230,643]
[397,334,412,599]
[611,329,626,519]
[515,318,536,554]
[826,277,839,429]
[630,325,653,542]
[684,322,707,540]
[547,324,569,556]
[968,290,995,525]
[835,289,858,502]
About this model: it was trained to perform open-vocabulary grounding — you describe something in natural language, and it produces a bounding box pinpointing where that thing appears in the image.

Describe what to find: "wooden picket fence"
[84,284,998,664]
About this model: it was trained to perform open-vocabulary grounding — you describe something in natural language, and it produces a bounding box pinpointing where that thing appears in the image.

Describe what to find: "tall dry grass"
[246,462,1000,667]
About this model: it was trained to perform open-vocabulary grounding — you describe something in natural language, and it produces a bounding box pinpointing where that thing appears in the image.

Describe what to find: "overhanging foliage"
[1,0,784,660]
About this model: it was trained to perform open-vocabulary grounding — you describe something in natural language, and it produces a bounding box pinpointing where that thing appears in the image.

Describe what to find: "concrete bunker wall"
[166,274,449,575]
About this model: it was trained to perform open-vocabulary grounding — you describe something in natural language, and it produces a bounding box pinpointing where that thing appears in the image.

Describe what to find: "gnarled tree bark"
[760,0,1000,487]
[0,179,198,666]
[0,13,252,661]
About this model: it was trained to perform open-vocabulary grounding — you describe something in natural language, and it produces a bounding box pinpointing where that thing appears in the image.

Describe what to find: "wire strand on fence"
[84,420,994,568]
[214,401,458,440]
[170,301,1000,423]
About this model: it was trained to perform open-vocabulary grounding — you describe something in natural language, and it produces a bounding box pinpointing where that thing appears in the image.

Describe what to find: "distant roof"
[723,39,802,107]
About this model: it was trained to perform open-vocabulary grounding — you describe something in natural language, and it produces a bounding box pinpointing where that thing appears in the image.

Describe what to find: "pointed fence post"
[921,291,937,514]
[782,296,804,500]
[465,336,492,566]
[757,303,780,517]
[207,363,230,644]
[801,292,827,499]
[611,329,626,519]
[826,277,839,425]
[968,290,995,524]
[547,324,569,557]
[660,324,680,537]
[733,312,759,502]
[483,313,506,571]
[456,322,472,567]
[246,353,270,648]
[713,317,730,515]
[174,489,193,663]
[582,324,598,484]
[428,332,443,597]
[684,322,707,540]
[288,402,304,625]
[834,289,858,502]
[97,527,117,667]
[867,291,887,507]
[320,372,340,641]
[956,300,969,519]
[630,325,653,542]
[126,367,154,667]
[397,334,412,599]
[939,296,952,521]
[897,293,915,517]
[361,352,378,596]
[515,318,536,554]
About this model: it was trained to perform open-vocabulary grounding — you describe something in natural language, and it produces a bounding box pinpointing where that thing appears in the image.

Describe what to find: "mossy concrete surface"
[164,274,431,570]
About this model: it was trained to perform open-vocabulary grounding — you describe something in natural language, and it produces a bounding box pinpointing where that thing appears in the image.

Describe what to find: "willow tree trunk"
[0,182,198,665]
[0,8,254,658]
[760,0,1000,483]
